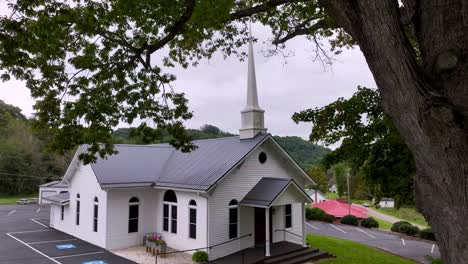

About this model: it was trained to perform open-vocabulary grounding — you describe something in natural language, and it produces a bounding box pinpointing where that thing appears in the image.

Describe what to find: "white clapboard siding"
[105,187,157,250]
[153,189,208,252]
[52,164,107,248]
[208,139,307,260]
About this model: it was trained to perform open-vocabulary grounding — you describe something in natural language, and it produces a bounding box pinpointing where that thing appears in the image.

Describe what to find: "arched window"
[128,197,139,233]
[76,193,80,226]
[229,200,238,239]
[163,190,177,234]
[93,197,99,232]
[188,200,197,239]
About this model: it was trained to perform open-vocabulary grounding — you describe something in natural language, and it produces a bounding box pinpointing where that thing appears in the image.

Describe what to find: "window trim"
[228,199,238,239]
[128,197,139,233]
[285,204,292,229]
[188,200,197,239]
[163,190,178,234]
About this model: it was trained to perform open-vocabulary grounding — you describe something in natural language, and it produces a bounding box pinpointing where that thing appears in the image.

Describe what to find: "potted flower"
[146,234,166,256]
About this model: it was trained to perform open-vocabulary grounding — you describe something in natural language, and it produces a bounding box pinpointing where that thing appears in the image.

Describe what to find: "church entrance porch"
[238,177,313,257]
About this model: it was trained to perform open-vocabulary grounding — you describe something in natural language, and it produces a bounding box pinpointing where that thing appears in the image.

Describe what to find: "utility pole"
[347,171,351,215]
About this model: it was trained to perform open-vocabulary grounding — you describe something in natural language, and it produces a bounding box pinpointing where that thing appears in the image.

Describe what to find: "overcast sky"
[0,17,376,140]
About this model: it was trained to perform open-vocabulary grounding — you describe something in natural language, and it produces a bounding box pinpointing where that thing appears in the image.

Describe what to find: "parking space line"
[31,218,49,228]
[330,224,347,234]
[356,228,376,238]
[53,251,105,259]
[6,233,61,264]
[431,244,435,253]
[36,208,41,213]
[8,229,53,235]
[7,210,16,215]
[306,222,319,230]
[401,238,406,246]
[28,239,78,245]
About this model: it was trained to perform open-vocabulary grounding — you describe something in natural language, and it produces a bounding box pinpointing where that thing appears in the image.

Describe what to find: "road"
[306,220,440,264]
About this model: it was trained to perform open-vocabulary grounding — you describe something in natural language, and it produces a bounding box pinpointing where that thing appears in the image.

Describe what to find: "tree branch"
[229,0,309,20]
[272,19,329,45]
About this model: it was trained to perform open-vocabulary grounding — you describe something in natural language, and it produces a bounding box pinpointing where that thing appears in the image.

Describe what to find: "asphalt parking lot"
[306,220,440,263]
[0,205,135,264]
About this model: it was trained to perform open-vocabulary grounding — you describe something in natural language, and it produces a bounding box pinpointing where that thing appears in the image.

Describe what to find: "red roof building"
[311,200,368,218]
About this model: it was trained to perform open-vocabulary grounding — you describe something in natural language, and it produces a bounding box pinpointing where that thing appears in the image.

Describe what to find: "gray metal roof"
[88,134,268,191]
[240,177,292,207]
[43,192,70,205]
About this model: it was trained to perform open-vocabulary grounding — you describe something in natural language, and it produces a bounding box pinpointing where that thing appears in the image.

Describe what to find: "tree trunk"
[322,0,468,263]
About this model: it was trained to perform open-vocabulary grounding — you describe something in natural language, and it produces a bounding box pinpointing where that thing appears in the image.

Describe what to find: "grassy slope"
[375,218,393,231]
[307,234,415,264]
[0,194,37,205]
[376,207,428,227]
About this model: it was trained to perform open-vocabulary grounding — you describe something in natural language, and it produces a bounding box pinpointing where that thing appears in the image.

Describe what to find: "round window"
[259,152,267,164]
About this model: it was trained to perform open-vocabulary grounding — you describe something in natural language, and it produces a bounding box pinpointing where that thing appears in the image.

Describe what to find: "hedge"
[306,207,326,221]
[419,228,436,241]
[341,215,358,226]
[322,213,336,223]
[361,217,379,228]
[391,221,420,236]
[192,250,208,263]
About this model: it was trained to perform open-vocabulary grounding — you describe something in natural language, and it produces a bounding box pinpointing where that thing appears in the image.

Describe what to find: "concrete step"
[263,247,320,264]
[279,251,333,264]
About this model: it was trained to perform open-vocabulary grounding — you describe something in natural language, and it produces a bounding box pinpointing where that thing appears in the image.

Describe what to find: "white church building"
[43,37,315,261]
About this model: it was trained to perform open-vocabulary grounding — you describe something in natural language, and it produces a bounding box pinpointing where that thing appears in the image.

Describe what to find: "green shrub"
[341,215,358,226]
[306,207,326,221]
[419,228,436,241]
[397,223,420,236]
[426,256,443,264]
[391,221,412,232]
[192,250,208,263]
[322,214,336,223]
[361,217,379,228]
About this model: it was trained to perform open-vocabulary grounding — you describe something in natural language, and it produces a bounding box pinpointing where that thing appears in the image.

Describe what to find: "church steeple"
[239,26,267,139]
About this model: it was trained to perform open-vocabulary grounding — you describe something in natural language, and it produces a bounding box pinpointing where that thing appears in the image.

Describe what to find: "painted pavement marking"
[330,224,347,234]
[401,238,406,246]
[53,251,105,259]
[8,229,53,235]
[431,244,435,254]
[306,222,319,230]
[36,208,41,213]
[56,244,77,250]
[7,210,16,215]
[31,218,49,228]
[28,239,78,245]
[355,227,376,239]
[6,233,61,264]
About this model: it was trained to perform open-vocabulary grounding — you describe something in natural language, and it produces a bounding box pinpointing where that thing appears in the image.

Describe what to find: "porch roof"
[43,192,70,205]
[240,177,312,207]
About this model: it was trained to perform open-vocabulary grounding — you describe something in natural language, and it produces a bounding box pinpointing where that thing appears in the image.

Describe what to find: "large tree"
[294,87,416,208]
[0,1,466,262]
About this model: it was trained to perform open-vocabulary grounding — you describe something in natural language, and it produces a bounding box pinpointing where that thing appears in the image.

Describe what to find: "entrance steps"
[259,247,334,264]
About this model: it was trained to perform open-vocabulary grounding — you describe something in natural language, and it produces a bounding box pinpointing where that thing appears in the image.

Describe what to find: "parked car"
[16,199,29,205]
[362,202,370,207]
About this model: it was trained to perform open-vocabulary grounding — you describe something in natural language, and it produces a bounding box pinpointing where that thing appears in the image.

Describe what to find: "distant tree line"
[0,101,72,195]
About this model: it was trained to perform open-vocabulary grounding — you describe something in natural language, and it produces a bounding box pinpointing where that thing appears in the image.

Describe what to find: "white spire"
[239,23,267,139]
[245,23,261,110]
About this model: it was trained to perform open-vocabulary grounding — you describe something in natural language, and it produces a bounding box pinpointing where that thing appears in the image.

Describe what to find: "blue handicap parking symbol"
[56,244,76,250]
[82,261,107,264]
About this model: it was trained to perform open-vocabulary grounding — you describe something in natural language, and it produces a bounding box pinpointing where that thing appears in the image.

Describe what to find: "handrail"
[274,229,303,239]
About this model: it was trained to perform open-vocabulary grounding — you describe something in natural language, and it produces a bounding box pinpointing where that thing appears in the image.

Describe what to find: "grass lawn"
[326,192,339,199]
[307,234,415,264]
[375,218,393,231]
[0,194,37,205]
[376,207,428,227]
